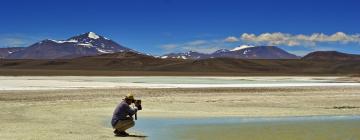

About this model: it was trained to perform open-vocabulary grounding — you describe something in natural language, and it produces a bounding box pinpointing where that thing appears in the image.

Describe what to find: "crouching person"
[111,94,141,137]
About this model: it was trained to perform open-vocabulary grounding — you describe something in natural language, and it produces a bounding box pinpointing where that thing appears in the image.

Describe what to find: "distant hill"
[211,46,300,59]
[1,51,360,76]
[161,51,209,59]
[161,46,299,60]
[6,32,134,59]
[0,47,25,58]
[302,51,360,61]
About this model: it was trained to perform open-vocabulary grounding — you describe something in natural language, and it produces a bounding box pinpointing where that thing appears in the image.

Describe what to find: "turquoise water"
[106,116,360,140]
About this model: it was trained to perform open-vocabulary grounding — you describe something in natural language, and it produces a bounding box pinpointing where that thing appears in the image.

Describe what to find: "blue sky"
[0,0,360,56]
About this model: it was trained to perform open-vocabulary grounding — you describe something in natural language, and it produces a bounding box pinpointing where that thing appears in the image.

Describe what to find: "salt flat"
[1,76,360,140]
[1,76,359,90]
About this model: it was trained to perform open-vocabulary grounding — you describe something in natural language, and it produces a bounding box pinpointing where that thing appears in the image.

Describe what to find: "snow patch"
[96,48,114,53]
[231,45,254,51]
[88,32,100,39]
[67,39,78,43]
[49,39,78,44]
[77,43,93,48]
[161,56,169,59]
[243,50,251,55]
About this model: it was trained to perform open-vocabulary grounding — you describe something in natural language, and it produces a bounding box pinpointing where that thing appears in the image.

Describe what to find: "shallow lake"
[124,116,360,140]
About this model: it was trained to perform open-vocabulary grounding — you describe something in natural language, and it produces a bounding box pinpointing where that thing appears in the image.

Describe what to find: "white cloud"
[0,34,46,48]
[224,36,239,43]
[161,32,360,55]
[237,32,360,46]
[185,40,208,46]
[0,37,29,47]
[182,46,222,54]
[160,39,226,54]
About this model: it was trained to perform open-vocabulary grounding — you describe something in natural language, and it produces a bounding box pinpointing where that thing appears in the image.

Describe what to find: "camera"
[133,99,142,120]
[133,99,142,110]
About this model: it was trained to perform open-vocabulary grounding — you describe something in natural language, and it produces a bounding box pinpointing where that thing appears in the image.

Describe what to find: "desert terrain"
[1,52,360,76]
[1,81,360,139]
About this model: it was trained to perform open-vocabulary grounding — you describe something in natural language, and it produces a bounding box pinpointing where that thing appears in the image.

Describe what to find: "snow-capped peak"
[88,32,100,39]
[231,45,254,51]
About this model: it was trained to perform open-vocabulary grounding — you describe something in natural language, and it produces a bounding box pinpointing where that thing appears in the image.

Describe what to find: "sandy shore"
[1,87,360,139]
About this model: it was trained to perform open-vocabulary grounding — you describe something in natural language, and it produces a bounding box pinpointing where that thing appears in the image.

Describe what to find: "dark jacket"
[111,100,138,127]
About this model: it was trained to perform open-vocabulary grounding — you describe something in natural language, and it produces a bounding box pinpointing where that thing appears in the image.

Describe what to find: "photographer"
[111,94,142,137]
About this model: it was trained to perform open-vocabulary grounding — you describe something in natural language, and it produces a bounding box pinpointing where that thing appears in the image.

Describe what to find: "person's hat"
[125,94,135,100]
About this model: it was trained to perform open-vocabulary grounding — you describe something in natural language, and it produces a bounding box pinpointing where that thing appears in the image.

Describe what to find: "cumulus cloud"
[224,36,239,43]
[162,32,360,55]
[237,32,360,46]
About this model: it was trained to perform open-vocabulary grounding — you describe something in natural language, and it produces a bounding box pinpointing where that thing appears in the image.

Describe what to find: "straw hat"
[125,94,135,100]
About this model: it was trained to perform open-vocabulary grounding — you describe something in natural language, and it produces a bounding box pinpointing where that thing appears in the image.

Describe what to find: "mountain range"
[1,32,134,59]
[0,32,299,60]
[0,32,359,76]
[0,32,359,62]
[161,45,300,60]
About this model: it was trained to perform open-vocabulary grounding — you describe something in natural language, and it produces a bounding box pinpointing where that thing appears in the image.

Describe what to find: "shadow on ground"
[115,135,147,138]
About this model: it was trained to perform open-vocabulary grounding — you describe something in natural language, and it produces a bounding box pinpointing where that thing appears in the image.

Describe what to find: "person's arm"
[126,104,138,116]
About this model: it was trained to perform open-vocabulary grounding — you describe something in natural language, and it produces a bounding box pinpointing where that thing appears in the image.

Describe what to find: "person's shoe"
[113,130,122,136]
[114,130,129,137]
[119,131,129,136]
